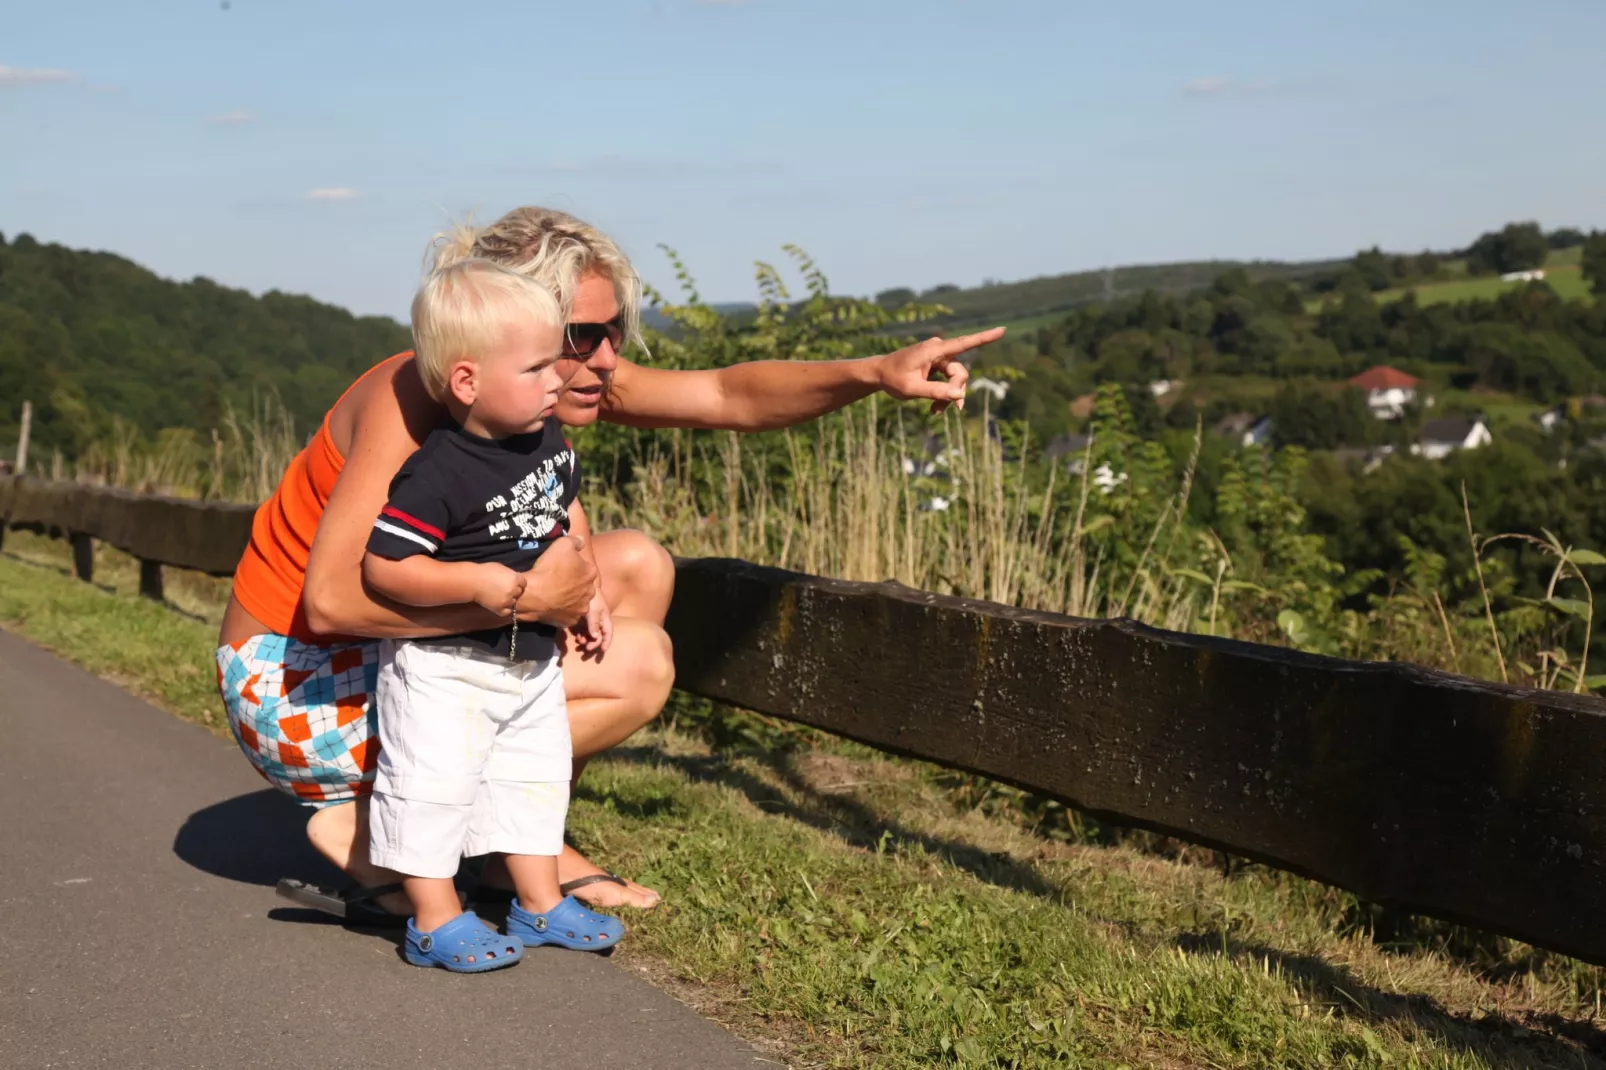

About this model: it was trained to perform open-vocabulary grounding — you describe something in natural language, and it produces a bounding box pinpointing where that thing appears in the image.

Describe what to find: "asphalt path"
[0,629,773,1069]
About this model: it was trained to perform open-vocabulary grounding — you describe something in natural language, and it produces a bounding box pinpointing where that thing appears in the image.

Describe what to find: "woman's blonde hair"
[429,206,644,355]
[410,258,564,403]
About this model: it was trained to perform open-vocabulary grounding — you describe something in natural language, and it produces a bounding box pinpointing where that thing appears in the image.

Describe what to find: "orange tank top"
[232,352,414,641]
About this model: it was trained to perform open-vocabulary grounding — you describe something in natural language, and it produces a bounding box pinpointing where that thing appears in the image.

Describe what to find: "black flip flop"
[275,878,411,930]
[470,872,629,907]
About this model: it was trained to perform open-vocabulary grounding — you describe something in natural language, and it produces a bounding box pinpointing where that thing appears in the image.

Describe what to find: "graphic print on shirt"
[485,446,574,550]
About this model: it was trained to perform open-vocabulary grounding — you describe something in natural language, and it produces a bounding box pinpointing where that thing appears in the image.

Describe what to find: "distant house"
[1147,378,1182,398]
[1500,269,1547,282]
[1414,416,1492,460]
[1348,366,1421,420]
[1213,412,1273,448]
[1534,404,1567,433]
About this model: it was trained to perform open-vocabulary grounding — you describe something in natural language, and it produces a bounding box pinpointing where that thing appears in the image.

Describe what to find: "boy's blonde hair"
[429,206,645,356]
[410,258,564,402]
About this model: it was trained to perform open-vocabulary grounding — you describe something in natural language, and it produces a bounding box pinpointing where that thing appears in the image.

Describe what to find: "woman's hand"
[874,328,1005,413]
[518,536,599,628]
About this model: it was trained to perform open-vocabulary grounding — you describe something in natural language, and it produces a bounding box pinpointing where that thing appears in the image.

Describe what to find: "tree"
[1352,246,1392,291]
[1582,232,1606,299]
[874,287,916,308]
[1548,227,1587,250]
[1464,222,1547,276]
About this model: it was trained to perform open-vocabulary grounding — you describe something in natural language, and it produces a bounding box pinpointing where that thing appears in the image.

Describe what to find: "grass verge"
[4,538,1606,1068]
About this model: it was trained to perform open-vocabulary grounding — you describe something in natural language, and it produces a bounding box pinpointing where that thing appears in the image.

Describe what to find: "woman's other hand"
[875,327,1005,413]
[519,536,599,628]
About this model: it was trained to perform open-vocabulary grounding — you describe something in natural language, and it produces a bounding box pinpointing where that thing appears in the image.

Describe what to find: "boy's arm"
[361,464,521,615]
[361,554,498,608]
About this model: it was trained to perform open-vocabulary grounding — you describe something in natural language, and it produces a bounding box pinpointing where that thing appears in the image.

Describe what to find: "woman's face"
[553,271,622,428]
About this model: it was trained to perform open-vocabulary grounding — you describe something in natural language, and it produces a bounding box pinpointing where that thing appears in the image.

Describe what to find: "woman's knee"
[597,530,675,616]
[616,619,675,729]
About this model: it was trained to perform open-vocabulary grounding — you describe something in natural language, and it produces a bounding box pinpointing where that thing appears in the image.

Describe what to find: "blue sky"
[3,0,1604,320]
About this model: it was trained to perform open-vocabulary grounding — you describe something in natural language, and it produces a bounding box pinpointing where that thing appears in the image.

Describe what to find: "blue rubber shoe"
[403,911,523,973]
[506,896,625,952]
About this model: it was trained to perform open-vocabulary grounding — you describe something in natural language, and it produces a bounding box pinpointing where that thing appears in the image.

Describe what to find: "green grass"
[1303,249,1594,314]
[1433,390,1546,428]
[6,531,1606,1068]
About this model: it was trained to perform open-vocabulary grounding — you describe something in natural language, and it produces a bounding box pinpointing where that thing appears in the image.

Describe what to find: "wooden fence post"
[14,400,30,477]
[70,532,94,583]
[138,559,164,602]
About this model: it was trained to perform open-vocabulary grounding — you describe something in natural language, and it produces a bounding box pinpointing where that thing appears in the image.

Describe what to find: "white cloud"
[208,110,256,125]
[305,187,362,201]
[1184,77,1283,98]
[0,65,76,87]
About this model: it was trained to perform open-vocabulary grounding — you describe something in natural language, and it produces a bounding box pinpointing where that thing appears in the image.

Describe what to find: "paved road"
[0,630,774,1070]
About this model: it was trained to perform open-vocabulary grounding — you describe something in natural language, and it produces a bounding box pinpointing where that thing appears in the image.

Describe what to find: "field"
[6,527,1606,1068]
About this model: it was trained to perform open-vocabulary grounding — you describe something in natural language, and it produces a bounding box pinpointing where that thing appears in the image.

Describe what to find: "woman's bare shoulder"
[328,353,442,452]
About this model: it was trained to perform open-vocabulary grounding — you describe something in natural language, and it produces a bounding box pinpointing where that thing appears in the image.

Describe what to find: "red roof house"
[1348,366,1421,391]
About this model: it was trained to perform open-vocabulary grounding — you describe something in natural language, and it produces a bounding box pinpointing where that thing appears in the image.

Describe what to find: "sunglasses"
[563,317,624,357]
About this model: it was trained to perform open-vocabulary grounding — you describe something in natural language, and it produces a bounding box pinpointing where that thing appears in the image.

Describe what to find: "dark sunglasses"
[563,317,624,357]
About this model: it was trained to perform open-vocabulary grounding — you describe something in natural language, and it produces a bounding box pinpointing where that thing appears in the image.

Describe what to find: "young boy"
[362,258,624,973]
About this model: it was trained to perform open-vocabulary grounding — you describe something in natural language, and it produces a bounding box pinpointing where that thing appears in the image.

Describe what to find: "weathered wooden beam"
[1,476,255,576]
[665,556,1606,965]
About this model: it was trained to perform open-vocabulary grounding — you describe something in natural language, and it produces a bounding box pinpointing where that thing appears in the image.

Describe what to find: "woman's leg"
[302,799,414,919]
[557,530,677,907]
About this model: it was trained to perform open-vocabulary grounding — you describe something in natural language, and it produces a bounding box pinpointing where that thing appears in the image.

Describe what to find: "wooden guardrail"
[7,474,1606,964]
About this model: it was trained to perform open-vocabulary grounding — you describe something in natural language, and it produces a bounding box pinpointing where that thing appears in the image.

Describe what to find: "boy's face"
[448,320,571,436]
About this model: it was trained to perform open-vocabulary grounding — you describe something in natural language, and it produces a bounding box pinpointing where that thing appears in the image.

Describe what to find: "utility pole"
[14,400,30,477]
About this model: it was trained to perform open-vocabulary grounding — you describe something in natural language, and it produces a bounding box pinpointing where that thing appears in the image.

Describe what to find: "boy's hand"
[472,563,527,618]
[571,590,613,659]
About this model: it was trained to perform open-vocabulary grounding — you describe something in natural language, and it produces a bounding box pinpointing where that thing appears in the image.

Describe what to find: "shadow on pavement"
[173,787,341,888]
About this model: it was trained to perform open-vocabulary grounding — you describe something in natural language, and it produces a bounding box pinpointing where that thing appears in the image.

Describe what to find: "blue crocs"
[403,911,523,973]
[506,896,625,952]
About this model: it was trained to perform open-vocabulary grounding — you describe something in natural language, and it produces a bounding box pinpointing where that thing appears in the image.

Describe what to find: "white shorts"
[367,639,570,879]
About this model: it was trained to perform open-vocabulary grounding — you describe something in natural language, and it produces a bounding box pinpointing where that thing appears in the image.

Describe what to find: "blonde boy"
[362,259,622,973]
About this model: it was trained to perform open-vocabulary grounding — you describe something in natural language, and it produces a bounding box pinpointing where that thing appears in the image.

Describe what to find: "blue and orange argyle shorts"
[216,634,382,807]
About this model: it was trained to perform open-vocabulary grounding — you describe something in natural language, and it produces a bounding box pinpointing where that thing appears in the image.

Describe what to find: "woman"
[218,206,1003,921]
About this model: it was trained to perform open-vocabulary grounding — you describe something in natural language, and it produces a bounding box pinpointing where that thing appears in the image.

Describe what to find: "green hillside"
[0,231,411,456]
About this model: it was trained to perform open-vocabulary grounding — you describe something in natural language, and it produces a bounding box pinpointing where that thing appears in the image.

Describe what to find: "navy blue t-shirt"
[366,420,578,660]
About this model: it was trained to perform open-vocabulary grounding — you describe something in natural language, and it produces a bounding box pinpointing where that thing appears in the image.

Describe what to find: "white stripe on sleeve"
[372,519,438,553]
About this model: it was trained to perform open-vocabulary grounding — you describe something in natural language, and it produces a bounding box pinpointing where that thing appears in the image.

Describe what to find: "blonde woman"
[218,207,1003,923]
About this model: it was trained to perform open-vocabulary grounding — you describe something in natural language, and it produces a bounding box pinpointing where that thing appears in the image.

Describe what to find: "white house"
[1534,405,1566,433]
[1413,416,1493,460]
[1500,269,1547,283]
[1348,366,1422,420]
[1213,412,1273,448]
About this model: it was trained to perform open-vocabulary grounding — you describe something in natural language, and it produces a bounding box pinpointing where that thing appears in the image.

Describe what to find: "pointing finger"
[938,327,1005,357]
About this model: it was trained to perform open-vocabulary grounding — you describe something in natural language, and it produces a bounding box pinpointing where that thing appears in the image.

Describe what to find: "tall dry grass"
[586,398,1201,633]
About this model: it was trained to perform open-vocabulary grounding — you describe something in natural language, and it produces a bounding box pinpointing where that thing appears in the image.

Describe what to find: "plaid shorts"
[216,634,382,807]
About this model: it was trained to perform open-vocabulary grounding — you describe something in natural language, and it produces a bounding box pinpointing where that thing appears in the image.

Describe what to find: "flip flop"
[276,878,411,930]
[404,911,522,973]
[506,895,625,952]
[471,871,649,906]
